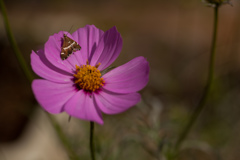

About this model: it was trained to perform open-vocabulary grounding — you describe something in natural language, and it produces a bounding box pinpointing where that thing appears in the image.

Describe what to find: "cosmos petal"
[94,90,141,114]
[72,25,104,65]
[64,90,103,125]
[102,56,149,93]
[44,31,79,73]
[31,50,73,83]
[32,80,77,114]
[90,26,122,71]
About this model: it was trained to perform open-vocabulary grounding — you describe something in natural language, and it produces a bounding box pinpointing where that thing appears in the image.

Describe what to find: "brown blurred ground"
[0,0,240,160]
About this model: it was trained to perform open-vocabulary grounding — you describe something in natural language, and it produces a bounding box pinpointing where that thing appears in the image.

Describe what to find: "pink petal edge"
[94,90,141,114]
[102,56,149,94]
[31,50,73,83]
[32,79,77,114]
[72,25,104,66]
[90,26,123,71]
[64,90,104,125]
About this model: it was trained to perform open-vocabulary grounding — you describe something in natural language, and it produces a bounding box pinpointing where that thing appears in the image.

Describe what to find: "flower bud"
[202,0,232,7]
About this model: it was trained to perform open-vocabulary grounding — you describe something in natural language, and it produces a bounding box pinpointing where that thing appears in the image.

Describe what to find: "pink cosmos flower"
[31,25,149,124]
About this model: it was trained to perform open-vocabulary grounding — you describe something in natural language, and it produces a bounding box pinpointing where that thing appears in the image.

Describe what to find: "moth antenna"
[68,25,74,34]
[64,25,74,37]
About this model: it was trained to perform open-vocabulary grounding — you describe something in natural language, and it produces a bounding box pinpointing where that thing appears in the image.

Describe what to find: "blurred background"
[0,0,240,159]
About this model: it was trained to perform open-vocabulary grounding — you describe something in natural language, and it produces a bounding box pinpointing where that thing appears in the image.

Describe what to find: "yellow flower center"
[73,60,105,92]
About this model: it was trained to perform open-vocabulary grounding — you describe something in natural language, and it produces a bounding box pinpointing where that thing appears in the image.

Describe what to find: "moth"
[61,34,81,60]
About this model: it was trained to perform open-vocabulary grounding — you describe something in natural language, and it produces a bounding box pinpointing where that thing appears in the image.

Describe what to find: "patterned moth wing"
[60,34,81,60]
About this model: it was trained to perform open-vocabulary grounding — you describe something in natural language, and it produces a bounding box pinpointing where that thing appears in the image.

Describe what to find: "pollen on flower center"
[73,60,105,92]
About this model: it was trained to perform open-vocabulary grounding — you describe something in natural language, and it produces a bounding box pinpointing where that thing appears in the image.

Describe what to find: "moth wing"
[62,35,73,48]
[72,43,81,51]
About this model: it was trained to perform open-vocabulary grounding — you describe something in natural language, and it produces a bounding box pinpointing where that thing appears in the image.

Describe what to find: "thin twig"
[174,3,219,154]
[0,1,80,159]
[0,0,33,82]
[90,121,96,160]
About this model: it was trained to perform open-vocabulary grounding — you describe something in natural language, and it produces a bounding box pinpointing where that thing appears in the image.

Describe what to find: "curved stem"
[174,4,219,153]
[0,1,79,159]
[0,0,33,82]
[90,121,96,160]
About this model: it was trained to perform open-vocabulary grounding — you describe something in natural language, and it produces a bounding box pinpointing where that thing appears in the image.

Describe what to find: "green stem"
[0,1,79,159]
[90,121,96,160]
[47,114,79,160]
[174,4,219,153]
[0,0,33,82]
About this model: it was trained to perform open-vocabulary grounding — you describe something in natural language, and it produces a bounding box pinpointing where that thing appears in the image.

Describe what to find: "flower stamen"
[74,60,105,92]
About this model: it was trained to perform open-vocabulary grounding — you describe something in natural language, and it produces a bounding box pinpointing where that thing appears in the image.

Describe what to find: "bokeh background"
[0,0,240,159]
